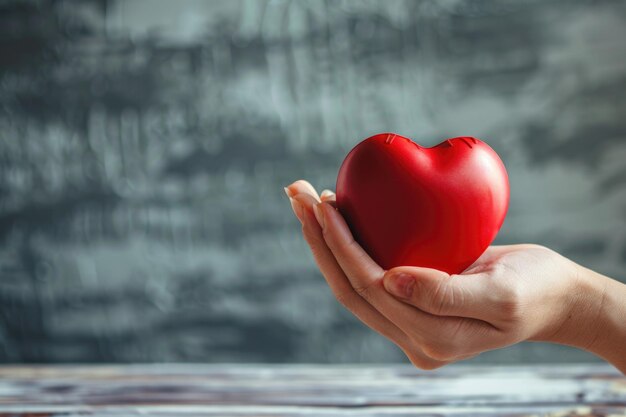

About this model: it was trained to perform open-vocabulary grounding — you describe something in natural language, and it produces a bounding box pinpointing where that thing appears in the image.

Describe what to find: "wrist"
[550,262,626,372]
[578,266,626,372]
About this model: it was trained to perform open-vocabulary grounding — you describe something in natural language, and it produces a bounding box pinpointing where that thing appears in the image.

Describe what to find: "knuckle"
[497,283,526,322]
[491,261,511,278]
[334,233,358,254]
[321,225,350,253]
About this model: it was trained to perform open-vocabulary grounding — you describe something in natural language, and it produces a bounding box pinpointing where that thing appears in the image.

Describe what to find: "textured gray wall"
[0,0,625,364]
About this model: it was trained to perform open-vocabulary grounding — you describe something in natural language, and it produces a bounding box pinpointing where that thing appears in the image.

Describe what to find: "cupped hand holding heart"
[284,133,620,369]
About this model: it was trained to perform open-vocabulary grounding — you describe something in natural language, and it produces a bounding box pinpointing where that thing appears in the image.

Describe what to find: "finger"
[285,180,320,201]
[382,267,483,319]
[381,267,510,356]
[382,266,507,324]
[320,189,337,208]
[291,193,410,346]
[284,181,322,224]
[320,189,335,200]
[285,191,305,224]
[313,201,386,291]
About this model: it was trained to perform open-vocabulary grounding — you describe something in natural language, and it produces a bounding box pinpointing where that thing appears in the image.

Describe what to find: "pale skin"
[284,180,626,373]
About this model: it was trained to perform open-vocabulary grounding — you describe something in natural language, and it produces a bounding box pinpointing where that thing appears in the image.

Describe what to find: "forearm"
[555,263,626,373]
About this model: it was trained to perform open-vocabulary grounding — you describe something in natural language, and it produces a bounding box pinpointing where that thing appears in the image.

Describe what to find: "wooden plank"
[0,405,626,417]
[0,365,623,416]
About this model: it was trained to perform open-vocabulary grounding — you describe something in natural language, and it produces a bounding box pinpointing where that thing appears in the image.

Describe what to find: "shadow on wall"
[0,0,625,363]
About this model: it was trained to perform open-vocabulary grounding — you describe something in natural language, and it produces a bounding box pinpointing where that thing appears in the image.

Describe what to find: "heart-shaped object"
[336,133,509,274]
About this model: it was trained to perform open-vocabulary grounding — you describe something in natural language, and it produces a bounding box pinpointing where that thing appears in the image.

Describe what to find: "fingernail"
[313,203,325,229]
[284,186,294,198]
[320,189,334,198]
[384,273,415,298]
[290,197,304,224]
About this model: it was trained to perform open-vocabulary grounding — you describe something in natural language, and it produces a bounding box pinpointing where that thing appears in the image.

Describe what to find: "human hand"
[284,179,626,371]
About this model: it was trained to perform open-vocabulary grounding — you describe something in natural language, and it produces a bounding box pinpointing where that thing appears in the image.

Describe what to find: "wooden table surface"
[0,364,625,416]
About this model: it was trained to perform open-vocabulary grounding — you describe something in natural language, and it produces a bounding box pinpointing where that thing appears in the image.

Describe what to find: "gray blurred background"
[0,0,625,364]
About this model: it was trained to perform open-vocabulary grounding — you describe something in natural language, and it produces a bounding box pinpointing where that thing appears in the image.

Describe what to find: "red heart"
[336,133,509,275]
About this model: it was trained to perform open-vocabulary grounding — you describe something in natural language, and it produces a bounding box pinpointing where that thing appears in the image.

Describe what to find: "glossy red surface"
[336,133,509,274]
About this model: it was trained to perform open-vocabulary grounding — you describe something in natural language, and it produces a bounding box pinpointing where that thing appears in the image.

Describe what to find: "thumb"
[382,266,492,321]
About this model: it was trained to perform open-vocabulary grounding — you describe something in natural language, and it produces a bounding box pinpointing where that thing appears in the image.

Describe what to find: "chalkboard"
[0,0,624,364]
